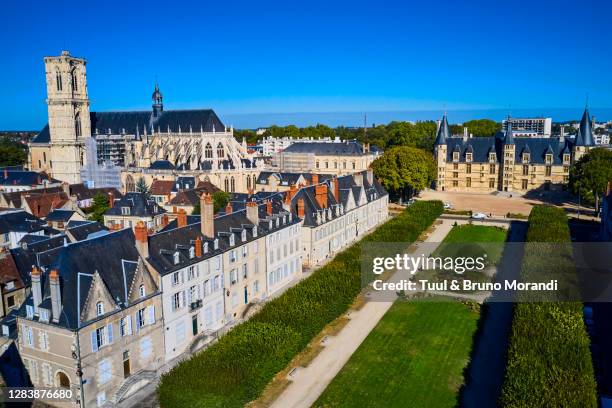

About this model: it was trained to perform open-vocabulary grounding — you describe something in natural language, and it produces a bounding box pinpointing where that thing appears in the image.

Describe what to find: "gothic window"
[252,175,256,188]
[205,143,213,158]
[217,143,224,158]
[74,112,81,138]
[230,176,235,192]
[224,178,229,191]
[125,175,135,192]
[71,68,78,92]
[246,176,251,189]
[56,71,63,91]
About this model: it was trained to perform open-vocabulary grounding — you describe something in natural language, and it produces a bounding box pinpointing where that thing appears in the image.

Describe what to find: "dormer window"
[253,226,258,237]
[189,246,195,259]
[214,239,219,250]
[563,154,570,163]
[203,242,209,253]
[545,154,553,164]
[466,153,473,162]
[453,152,460,161]
[489,153,496,163]
[96,302,104,316]
[522,153,530,163]
[229,234,235,247]
[276,218,280,227]
[26,305,34,319]
[173,251,180,265]
[268,220,273,229]
[121,207,130,216]
[241,230,247,242]
[139,285,146,298]
[39,309,49,323]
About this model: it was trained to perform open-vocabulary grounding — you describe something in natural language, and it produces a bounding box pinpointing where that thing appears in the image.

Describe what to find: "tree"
[213,191,231,213]
[135,177,151,199]
[0,141,27,166]
[88,192,109,223]
[462,119,501,137]
[569,148,612,212]
[371,146,436,202]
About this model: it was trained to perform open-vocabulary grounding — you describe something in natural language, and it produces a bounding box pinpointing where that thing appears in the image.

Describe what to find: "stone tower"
[434,115,450,191]
[44,51,91,183]
[502,119,515,191]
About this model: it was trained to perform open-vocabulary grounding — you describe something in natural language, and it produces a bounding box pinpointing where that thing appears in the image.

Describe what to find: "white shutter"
[91,330,98,352]
[107,323,113,344]
[126,316,132,335]
[147,306,155,325]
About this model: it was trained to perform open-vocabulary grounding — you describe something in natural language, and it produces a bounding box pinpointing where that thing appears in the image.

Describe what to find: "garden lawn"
[434,224,507,265]
[315,299,480,408]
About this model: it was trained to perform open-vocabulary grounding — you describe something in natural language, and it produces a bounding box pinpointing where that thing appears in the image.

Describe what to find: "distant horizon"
[2,106,610,133]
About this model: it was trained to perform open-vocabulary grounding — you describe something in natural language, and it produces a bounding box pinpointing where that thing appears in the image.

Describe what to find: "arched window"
[246,176,251,189]
[56,371,70,388]
[217,143,224,158]
[74,112,81,138]
[71,68,78,92]
[230,176,235,192]
[205,143,213,158]
[125,175,135,192]
[252,175,257,188]
[139,284,145,298]
[96,301,104,316]
[224,178,229,191]
[56,70,63,91]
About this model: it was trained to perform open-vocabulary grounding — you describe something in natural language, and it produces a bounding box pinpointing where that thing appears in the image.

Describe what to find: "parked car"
[443,202,452,209]
[471,212,487,220]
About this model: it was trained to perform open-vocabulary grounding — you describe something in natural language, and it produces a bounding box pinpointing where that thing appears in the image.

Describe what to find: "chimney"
[61,182,70,196]
[108,191,114,208]
[297,198,305,218]
[311,174,319,185]
[560,126,565,143]
[161,213,169,228]
[194,236,202,257]
[315,183,328,208]
[266,199,273,216]
[49,269,62,323]
[177,209,187,228]
[331,178,340,203]
[463,127,468,139]
[200,193,214,238]
[225,202,233,214]
[134,221,149,258]
[246,200,259,225]
[31,266,42,314]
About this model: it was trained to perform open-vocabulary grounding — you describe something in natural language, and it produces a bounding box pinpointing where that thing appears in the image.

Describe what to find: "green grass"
[314,299,480,408]
[434,224,507,265]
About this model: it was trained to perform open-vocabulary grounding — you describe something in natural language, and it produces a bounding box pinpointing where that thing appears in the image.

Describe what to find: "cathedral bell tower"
[44,50,91,183]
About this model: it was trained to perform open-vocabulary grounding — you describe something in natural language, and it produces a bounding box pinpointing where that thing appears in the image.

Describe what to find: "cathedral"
[29,51,260,192]
[434,108,597,193]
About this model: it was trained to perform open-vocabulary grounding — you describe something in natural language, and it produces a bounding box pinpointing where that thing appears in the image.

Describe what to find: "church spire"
[152,82,163,118]
[434,114,450,145]
[503,117,515,145]
[576,106,594,146]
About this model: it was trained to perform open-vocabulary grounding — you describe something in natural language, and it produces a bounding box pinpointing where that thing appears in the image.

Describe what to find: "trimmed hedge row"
[158,200,443,407]
[500,205,597,407]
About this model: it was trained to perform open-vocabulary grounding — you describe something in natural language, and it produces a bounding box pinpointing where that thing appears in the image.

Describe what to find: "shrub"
[158,201,443,407]
[500,205,597,408]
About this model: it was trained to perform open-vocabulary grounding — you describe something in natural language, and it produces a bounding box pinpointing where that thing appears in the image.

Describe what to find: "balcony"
[189,299,203,312]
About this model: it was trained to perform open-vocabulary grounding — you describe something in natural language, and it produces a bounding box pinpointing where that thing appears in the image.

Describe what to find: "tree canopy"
[88,192,109,223]
[569,147,612,211]
[0,141,27,166]
[135,177,151,199]
[450,119,501,137]
[371,146,436,202]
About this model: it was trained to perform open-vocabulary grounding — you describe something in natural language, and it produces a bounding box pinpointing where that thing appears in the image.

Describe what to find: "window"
[242,263,248,279]
[489,164,496,174]
[466,153,473,162]
[545,154,553,164]
[453,163,458,170]
[522,153,530,163]
[189,285,198,304]
[172,292,181,311]
[188,265,197,280]
[173,252,180,265]
[71,69,78,92]
[563,154,570,163]
[120,316,132,336]
[96,302,104,316]
[522,179,528,189]
[140,336,152,359]
[139,284,146,298]
[23,325,34,347]
[38,330,49,351]
[453,152,459,161]
[453,172,458,178]
[230,250,237,262]
[254,280,260,293]
[137,308,146,328]
[74,112,81,137]
[230,269,238,285]
[522,165,529,176]
[42,363,52,386]
[39,309,49,323]
[545,166,552,177]
[98,359,112,385]
[121,207,130,215]
[56,70,63,91]
[466,178,471,187]
[189,246,195,259]
[26,305,34,319]
[466,164,471,174]
[489,179,495,188]
[563,165,569,173]
[172,272,180,286]
[489,153,496,163]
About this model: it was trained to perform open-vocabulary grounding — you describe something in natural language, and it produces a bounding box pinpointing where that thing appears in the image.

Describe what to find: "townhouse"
[16,228,164,407]
[103,192,166,232]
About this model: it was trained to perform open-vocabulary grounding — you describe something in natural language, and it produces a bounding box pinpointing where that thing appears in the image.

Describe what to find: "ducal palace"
[29,51,261,191]
[434,108,598,193]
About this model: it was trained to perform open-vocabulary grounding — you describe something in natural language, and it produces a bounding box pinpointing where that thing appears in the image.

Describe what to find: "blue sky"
[1,0,611,129]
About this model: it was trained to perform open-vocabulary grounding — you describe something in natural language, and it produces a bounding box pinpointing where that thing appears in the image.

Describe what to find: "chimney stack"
[200,193,214,238]
[195,236,202,257]
[331,178,340,203]
[225,202,233,214]
[315,183,328,208]
[246,200,259,225]
[297,198,305,218]
[177,209,187,228]
[49,269,61,323]
[134,221,149,258]
[266,199,273,216]
[31,266,42,314]
[108,191,114,208]
[311,174,319,185]
[161,213,169,228]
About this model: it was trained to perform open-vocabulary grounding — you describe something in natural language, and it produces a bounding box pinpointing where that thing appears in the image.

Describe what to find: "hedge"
[158,200,443,407]
[500,205,597,407]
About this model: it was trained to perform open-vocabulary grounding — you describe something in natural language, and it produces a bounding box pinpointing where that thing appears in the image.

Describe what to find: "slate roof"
[167,183,220,207]
[434,115,451,145]
[256,172,332,186]
[105,192,166,217]
[149,160,175,171]
[0,171,60,187]
[10,235,66,286]
[173,177,196,192]
[0,251,24,290]
[66,221,108,242]
[23,192,70,218]
[45,209,75,222]
[32,109,225,144]
[576,108,595,146]
[0,186,64,209]
[0,210,46,234]
[68,184,122,202]
[282,141,365,155]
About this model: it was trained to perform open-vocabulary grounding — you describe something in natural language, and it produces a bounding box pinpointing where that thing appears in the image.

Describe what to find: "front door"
[192,314,198,336]
[123,351,130,378]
